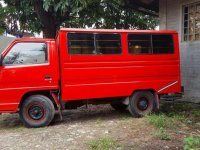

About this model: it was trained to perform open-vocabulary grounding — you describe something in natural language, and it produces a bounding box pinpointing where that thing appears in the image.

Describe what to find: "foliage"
[184,136,200,150]
[146,103,200,143]
[0,3,6,34]
[2,0,42,33]
[87,137,120,150]
[159,102,200,126]
[66,0,158,30]
[156,127,171,141]
[145,114,175,129]
[193,110,200,117]
[2,0,158,37]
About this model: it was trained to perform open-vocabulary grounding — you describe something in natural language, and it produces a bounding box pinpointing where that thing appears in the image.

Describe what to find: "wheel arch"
[19,90,58,111]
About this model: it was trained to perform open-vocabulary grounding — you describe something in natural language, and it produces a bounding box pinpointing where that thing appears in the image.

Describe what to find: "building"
[0,36,15,53]
[129,0,200,102]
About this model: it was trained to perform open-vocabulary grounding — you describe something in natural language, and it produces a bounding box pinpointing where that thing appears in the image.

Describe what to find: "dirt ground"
[0,103,198,150]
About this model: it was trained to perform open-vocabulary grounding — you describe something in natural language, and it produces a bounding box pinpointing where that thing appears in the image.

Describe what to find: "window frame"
[67,32,122,56]
[2,41,49,67]
[182,2,200,42]
[127,33,175,55]
[127,34,153,55]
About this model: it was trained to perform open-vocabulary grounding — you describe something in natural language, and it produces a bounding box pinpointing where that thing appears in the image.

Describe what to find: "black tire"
[111,103,128,112]
[128,91,155,117]
[19,95,55,128]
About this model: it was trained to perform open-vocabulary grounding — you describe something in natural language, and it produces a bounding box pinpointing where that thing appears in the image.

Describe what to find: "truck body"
[0,28,181,127]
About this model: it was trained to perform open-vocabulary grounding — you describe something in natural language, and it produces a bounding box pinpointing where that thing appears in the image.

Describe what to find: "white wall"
[0,36,15,53]
[160,0,200,102]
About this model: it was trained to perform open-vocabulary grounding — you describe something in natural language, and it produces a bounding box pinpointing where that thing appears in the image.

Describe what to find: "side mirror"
[0,54,2,66]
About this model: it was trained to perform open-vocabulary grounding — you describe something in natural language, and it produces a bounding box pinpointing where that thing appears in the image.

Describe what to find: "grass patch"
[145,114,175,129]
[167,112,188,124]
[193,110,200,117]
[145,103,200,128]
[184,136,200,150]
[154,102,200,127]
[155,127,171,141]
[145,114,177,141]
[87,137,120,150]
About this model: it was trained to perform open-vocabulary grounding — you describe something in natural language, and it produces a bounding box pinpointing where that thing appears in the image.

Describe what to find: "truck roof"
[59,28,178,34]
[13,38,55,42]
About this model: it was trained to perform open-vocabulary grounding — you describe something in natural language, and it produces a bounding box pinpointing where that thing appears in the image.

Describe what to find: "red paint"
[0,39,59,112]
[0,28,181,113]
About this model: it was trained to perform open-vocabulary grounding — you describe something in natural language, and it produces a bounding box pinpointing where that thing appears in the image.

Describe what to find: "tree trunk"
[33,0,57,38]
[43,26,57,38]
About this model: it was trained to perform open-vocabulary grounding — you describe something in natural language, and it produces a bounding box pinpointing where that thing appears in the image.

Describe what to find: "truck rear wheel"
[19,95,55,128]
[128,91,155,117]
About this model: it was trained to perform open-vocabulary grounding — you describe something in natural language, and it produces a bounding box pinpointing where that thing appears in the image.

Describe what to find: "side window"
[128,34,152,54]
[68,33,121,55]
[2,42,47,65]
[152,35,174,54]
[68,33,95,54]
[95,34,121,54]
[128,34,174,54]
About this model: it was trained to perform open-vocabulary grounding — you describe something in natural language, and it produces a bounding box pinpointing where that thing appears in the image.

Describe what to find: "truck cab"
[0,39,59,113]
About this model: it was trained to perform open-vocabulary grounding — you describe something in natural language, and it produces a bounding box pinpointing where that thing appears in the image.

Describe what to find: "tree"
[0,1,30,36]
[73,0,158,29]
[0,3,6,34]
[2,0,158,38]
[3,0,88,37]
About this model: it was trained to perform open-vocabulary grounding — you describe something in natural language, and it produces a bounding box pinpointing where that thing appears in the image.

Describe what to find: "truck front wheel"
[19,95,55,128]
[128,91,155,117]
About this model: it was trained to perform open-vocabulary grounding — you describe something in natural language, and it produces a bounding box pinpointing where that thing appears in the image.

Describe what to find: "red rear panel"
[58,29,181,101]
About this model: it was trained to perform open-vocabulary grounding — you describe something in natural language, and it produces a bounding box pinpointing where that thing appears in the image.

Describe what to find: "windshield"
[2,42,48,65]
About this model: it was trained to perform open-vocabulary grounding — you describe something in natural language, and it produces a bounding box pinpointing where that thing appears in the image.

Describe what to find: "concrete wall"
[160,0,200,102]
[0,36,15,53]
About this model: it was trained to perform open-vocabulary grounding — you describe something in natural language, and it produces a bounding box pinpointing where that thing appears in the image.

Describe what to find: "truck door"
[0,41,58,112]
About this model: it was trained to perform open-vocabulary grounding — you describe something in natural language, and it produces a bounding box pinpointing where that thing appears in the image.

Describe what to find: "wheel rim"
[137,97,149,111]
[28,104,45,120]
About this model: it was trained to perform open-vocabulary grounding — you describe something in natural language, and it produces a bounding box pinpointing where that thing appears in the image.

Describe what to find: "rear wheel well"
[132,89,156,96]
[19,91,58,111]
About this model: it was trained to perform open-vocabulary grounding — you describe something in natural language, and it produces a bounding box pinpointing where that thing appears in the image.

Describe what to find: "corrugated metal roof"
[125,0,159,16]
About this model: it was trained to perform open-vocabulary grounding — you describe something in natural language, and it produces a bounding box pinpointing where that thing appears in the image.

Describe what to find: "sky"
[0,1,6,7]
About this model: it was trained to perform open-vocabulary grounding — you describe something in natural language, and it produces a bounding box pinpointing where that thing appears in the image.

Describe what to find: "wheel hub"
[28,105,44,120]
[137,98,149,111]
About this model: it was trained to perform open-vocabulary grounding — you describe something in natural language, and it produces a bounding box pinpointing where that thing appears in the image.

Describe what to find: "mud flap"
[51,93,63,121]
[154,92,160,109]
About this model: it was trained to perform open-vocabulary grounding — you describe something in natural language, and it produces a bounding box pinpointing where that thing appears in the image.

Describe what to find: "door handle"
[44,75,52,81]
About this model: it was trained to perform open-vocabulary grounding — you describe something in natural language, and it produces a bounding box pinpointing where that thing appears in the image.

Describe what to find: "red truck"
[0,28,181,127]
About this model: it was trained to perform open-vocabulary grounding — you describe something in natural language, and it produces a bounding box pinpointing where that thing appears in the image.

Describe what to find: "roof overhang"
[124,0,159,17]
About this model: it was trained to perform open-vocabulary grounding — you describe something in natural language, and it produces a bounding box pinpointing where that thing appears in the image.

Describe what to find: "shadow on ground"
[1,101,200,129]
[0,105,131,129]
[52,105,131,126]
